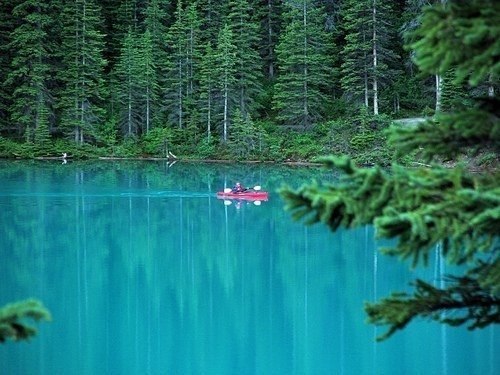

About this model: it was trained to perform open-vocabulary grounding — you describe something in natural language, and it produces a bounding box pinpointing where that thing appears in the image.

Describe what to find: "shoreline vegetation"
[3,151,497,174]
[2,125,496,172]
[2,113,495,171]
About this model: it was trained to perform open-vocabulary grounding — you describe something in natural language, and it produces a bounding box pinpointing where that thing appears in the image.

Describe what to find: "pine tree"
[401,0,449,114]
[273,0,332,129]
[197,0,224,46]
[339,0,371,107]
[214,24,238,142]
[186,3,201,98]
[439,69,472,113]
[164,0,189,129]
[370,0,401,115]
[114,27,142,137]
[144,0,169,60]
[102,0,150,121]
[137,29,159,134]
[227,108,257,159]
[226,0,264,118]
[340,0,401,114]
[100,0,125,72]
[7,0,55,143]
[33,103,51,153]
[116,0,148,34]
[198,41,218,140]
[58,0,107,144]
[395,0,430,114]
[0,299,51,343]
[110,24,160,137]
[281,0,500,340]
[143,0,169,130]
[184,2,202,119]
[0,0,16,132]
[253,0,283,81]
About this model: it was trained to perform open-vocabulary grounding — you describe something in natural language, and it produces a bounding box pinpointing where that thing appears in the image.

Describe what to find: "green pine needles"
[282,156,498,267]
[366,269,500,341]
[281,0,499,341]
[0,299,51,343]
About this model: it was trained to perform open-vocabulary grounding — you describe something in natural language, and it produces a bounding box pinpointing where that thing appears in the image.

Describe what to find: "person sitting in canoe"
[232,182,247,193]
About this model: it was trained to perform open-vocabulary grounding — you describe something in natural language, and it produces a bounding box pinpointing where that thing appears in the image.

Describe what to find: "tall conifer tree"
[400,0,443,114]
[197,0,224,46]
[143,0,169,131]
[7,0,55,143]
[339,0,370,107]
[439,68,472,113]
[227,108,257,158]
[0,0,16,132]
[199,41,218,140]
[138,29,159,134]
[163,1,202,130]
[340,0,400,114]
[115,27,142,137]
[273,0,332,129]
[58,0,107,144]
[254,0,283,81]
[184,3,202,107]
[215,24,237,142]
[226,0,264,118]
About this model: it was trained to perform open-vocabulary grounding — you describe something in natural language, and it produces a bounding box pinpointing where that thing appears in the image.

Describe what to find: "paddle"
[223,185,262,193]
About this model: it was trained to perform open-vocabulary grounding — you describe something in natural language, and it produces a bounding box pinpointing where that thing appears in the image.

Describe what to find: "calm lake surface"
[0,160,497,375]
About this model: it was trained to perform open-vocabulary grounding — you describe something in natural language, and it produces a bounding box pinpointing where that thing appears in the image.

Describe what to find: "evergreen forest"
[0,0,475,163]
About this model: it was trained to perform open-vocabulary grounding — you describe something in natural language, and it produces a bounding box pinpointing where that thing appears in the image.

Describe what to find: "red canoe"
[216,190,269,201]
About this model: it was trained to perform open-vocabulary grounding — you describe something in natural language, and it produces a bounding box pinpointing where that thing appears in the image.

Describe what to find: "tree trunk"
[178,59,183,129]
[223,77,228,142]
[207,91,211,140]
[363,31,369,108]
[435,0,446,113]
[146,86,150,133]
[435,74,442,113]
[267,0,274,78]
[488,74,494,97]
[303,0,308,128]
[79,0,87,145]
[128,89,132,136]
[372,0,379,116]
[394,95,400,113]
[189,28,194,95]
[80,99,85,144]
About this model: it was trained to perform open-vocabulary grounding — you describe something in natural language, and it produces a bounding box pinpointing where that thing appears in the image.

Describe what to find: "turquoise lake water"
[0,160,497,375]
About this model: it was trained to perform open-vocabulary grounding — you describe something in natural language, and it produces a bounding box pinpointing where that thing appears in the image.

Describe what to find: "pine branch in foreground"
[280,156,499,340]
[280,0,500,342]
[280,156,499,267]
[365,259,500,341]
[0,299,51,343]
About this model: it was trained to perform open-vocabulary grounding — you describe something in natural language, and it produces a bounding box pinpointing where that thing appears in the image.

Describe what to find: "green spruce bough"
[281,0,499,341]
[0,299,51,343]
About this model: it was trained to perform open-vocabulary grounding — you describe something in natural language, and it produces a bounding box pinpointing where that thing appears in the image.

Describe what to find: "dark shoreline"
[2,155,324,167]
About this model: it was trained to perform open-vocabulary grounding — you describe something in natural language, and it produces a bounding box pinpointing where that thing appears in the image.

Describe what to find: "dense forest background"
[0,0,482,162]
